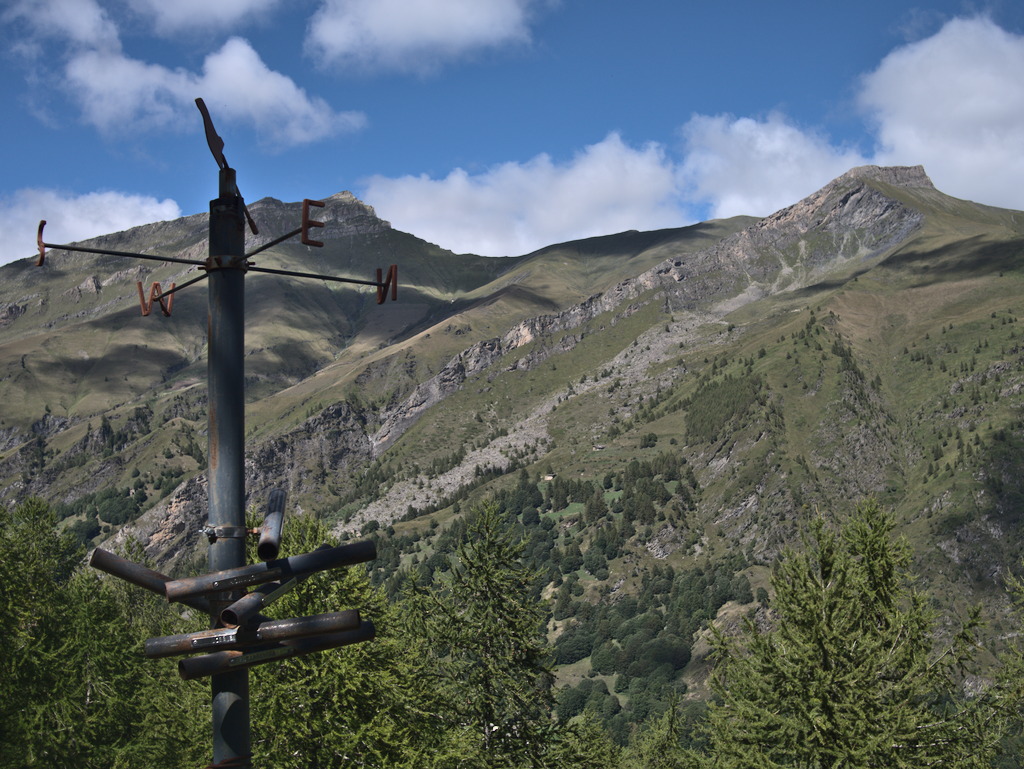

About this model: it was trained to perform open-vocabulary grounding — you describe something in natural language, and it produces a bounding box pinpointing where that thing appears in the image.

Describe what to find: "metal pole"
[207,166,251,766]
[164,540,377,602]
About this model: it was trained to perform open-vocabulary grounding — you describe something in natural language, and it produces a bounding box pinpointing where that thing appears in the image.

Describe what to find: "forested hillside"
[3,496,1022,767]
[3,164,1024,764]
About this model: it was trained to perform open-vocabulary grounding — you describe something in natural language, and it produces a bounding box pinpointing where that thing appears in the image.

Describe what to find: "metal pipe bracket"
[202,525,253,542]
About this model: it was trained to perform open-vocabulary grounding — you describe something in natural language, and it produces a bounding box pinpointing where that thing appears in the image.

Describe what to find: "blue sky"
[2,0,1023,264]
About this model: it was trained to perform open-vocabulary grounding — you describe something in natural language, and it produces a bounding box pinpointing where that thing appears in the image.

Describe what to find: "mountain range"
[2,164,1024,667]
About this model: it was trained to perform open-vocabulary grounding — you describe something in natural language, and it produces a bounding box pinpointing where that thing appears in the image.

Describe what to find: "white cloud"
[362,133,684,256]
[8,7,1023,265]
[0,189,182,266]
[125,0,284,36]
[651,17,1024,226]
[195,38,366,145]
[3,0,119,50]
[307,0,536,73]
[361,116,871,256]
[358,15,1024,257]
[65,50,192,134]
[64,38,366,146]
[678,113,867,219]
[7,1,362,147]
[858,16,1024,210]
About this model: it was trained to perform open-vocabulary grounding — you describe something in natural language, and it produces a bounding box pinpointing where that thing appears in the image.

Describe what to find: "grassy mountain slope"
[2,166,1023,712]
[336,166,1024,637]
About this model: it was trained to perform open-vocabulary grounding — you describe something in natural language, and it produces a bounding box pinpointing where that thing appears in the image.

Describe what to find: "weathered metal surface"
[207,164,250,767]
[164,540,377,603]
[145,610,361,658]
[300,199,325,247]
[178,621,376,680]
[90,548,211,615]
[219,544,331,628]
[220,582,287,628]
[257,489,287,562]
[376,265,398,304]
[69,100,389,769]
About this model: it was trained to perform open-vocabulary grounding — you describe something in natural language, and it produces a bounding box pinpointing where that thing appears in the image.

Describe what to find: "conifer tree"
[408,502,553,767]
[247,512,432,767]
[546,711,620,768]
[696,500,1004,768]
[621,700,694,769]
[0,499,206,768]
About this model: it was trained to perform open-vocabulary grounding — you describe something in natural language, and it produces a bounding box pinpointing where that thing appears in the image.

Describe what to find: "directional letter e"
[301,199,325,247]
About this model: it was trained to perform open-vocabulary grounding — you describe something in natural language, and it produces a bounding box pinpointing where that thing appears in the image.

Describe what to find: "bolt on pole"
[207,166,251,766]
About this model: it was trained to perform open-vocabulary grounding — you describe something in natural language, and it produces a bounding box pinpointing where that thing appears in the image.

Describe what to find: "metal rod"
[164,540,377,602]
[220,544,332,628]
[152,271,210,301]
[178,621,376,680]
[257,489,287,562]
[207,165,250,766]
[244,227,302,259]
[245,263,385,288]
[40,238,207,267]
[145,610,361,658]
[89,547,211,615]
[220,583,287,629]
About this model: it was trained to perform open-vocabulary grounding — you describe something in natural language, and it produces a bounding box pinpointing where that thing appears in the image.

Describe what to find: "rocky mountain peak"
[663,167,929,267]
[680,165,928,286]
[318,191,391,231]
[839,164,934,189]
[246,191,390,249]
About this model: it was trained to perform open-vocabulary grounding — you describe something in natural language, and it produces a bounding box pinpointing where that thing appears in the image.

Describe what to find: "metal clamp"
[202,526,252,542]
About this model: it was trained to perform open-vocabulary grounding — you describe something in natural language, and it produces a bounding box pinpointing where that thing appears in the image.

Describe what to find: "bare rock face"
[62,276,102,302]
[245,192,391,252]
[246,401,372,502]
[842,164,934,188]
[0,302,25,327]
[115,401,373,569]
[368,168,932,461]
[372,339,504,453]
[109,474,209,571]
[657,165,927,296]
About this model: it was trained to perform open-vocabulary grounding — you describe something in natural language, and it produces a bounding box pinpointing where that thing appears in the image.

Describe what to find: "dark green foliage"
[549,555,747,740]
[621,700,698,768]
[54,486,143,528]
[88,408,155,458]
[694,500,1005,768]
[494,468,545,516]
[560,542,584,574]
[555,684,590,722]
[554,623,596,664]
[0,499,206,768]
[6,493,1020,767]
[404,503,554,766]
[546,711,621,768]
[684,374,762,443]
[590,640,619,675]
[582,546,606,576]
[247,513,430,767]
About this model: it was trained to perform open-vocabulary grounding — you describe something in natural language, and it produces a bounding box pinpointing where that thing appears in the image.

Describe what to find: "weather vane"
[36,98,398,315]
[37,98,393,769]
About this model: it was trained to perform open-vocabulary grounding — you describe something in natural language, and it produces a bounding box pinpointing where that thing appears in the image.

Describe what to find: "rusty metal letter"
[137,281,175,316]
[376,265,398,304]
[301,199,325,247]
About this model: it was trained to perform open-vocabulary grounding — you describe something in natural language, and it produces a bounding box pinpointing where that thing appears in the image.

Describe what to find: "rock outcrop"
[366,166,930,458]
